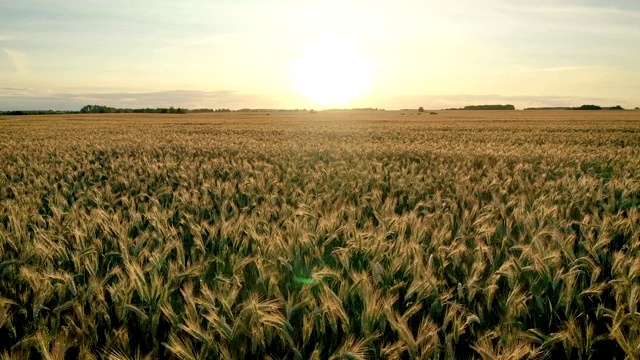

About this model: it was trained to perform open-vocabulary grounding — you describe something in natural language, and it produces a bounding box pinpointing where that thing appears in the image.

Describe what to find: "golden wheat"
[0,110,639,359]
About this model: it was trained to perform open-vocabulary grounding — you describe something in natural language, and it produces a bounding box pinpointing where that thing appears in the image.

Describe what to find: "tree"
[463,104,515,110]
[80,105,94,113]
[418,107,424,113]
[576,104,601,110]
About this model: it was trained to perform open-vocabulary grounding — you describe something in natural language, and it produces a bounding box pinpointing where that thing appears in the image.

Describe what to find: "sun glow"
[293,38,373,106]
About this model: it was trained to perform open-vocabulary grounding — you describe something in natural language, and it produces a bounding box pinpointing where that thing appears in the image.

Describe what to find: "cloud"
[363,93,634,110]
[499,3,640,18]
[495,2,640,35]
[0,90,281,111]
[1,89,634,112]
[153,35,221,53]
[0,35,16,41]
[506,65,608,73]
[151,30,274,55]
[2,48,29,75]
[58,90,271,109]
[0,87,33,97]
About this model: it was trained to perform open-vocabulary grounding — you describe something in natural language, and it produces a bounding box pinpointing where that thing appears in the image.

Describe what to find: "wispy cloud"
[364,93,634,110]
[2,48,29,75]
[0,90,279,111]
[499,3,640,18]
[0,87,34,97]
[0,35,16,41]
[507,65,608,73]
[153,35,220,53]
[151,30,269,53]
[1,87,30,91]
[2,89,634,111]
[494,3,640,36]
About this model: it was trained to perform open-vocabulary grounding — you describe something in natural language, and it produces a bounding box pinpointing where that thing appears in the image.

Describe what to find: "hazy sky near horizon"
[1,0,639,110]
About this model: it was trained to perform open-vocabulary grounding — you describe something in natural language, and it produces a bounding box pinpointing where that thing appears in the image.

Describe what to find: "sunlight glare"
[293,38,373,106]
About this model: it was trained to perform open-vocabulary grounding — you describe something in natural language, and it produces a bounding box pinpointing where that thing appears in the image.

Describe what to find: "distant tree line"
[573,105,603,110]
[463,104,515,110]
[80,105,194,114]
[443,104,516,110]
[236,108,310,112]
[572,105,624,110]
[79,105,236,114]
[1,106,236,116]
[322,108,385,112]
[0,110,79,115]
[524,105,626,110]
[5,104,634,116]
[189,108,232,113]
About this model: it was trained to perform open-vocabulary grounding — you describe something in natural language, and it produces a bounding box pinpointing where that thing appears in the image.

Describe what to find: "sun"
[292,38,373,106]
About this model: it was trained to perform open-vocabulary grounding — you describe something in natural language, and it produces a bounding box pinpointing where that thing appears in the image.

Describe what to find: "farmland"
[1,110,639,359]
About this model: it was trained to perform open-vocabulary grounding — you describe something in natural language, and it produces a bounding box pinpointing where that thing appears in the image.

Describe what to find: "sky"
[1,0,639,110]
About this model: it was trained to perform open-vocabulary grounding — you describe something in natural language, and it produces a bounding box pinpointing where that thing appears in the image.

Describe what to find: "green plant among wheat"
[0,111,639,359]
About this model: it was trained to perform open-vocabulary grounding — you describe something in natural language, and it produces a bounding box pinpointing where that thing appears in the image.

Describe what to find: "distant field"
[1,111,639,359]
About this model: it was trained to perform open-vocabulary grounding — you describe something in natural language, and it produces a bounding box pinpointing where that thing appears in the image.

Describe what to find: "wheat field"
[1,110,639,359]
